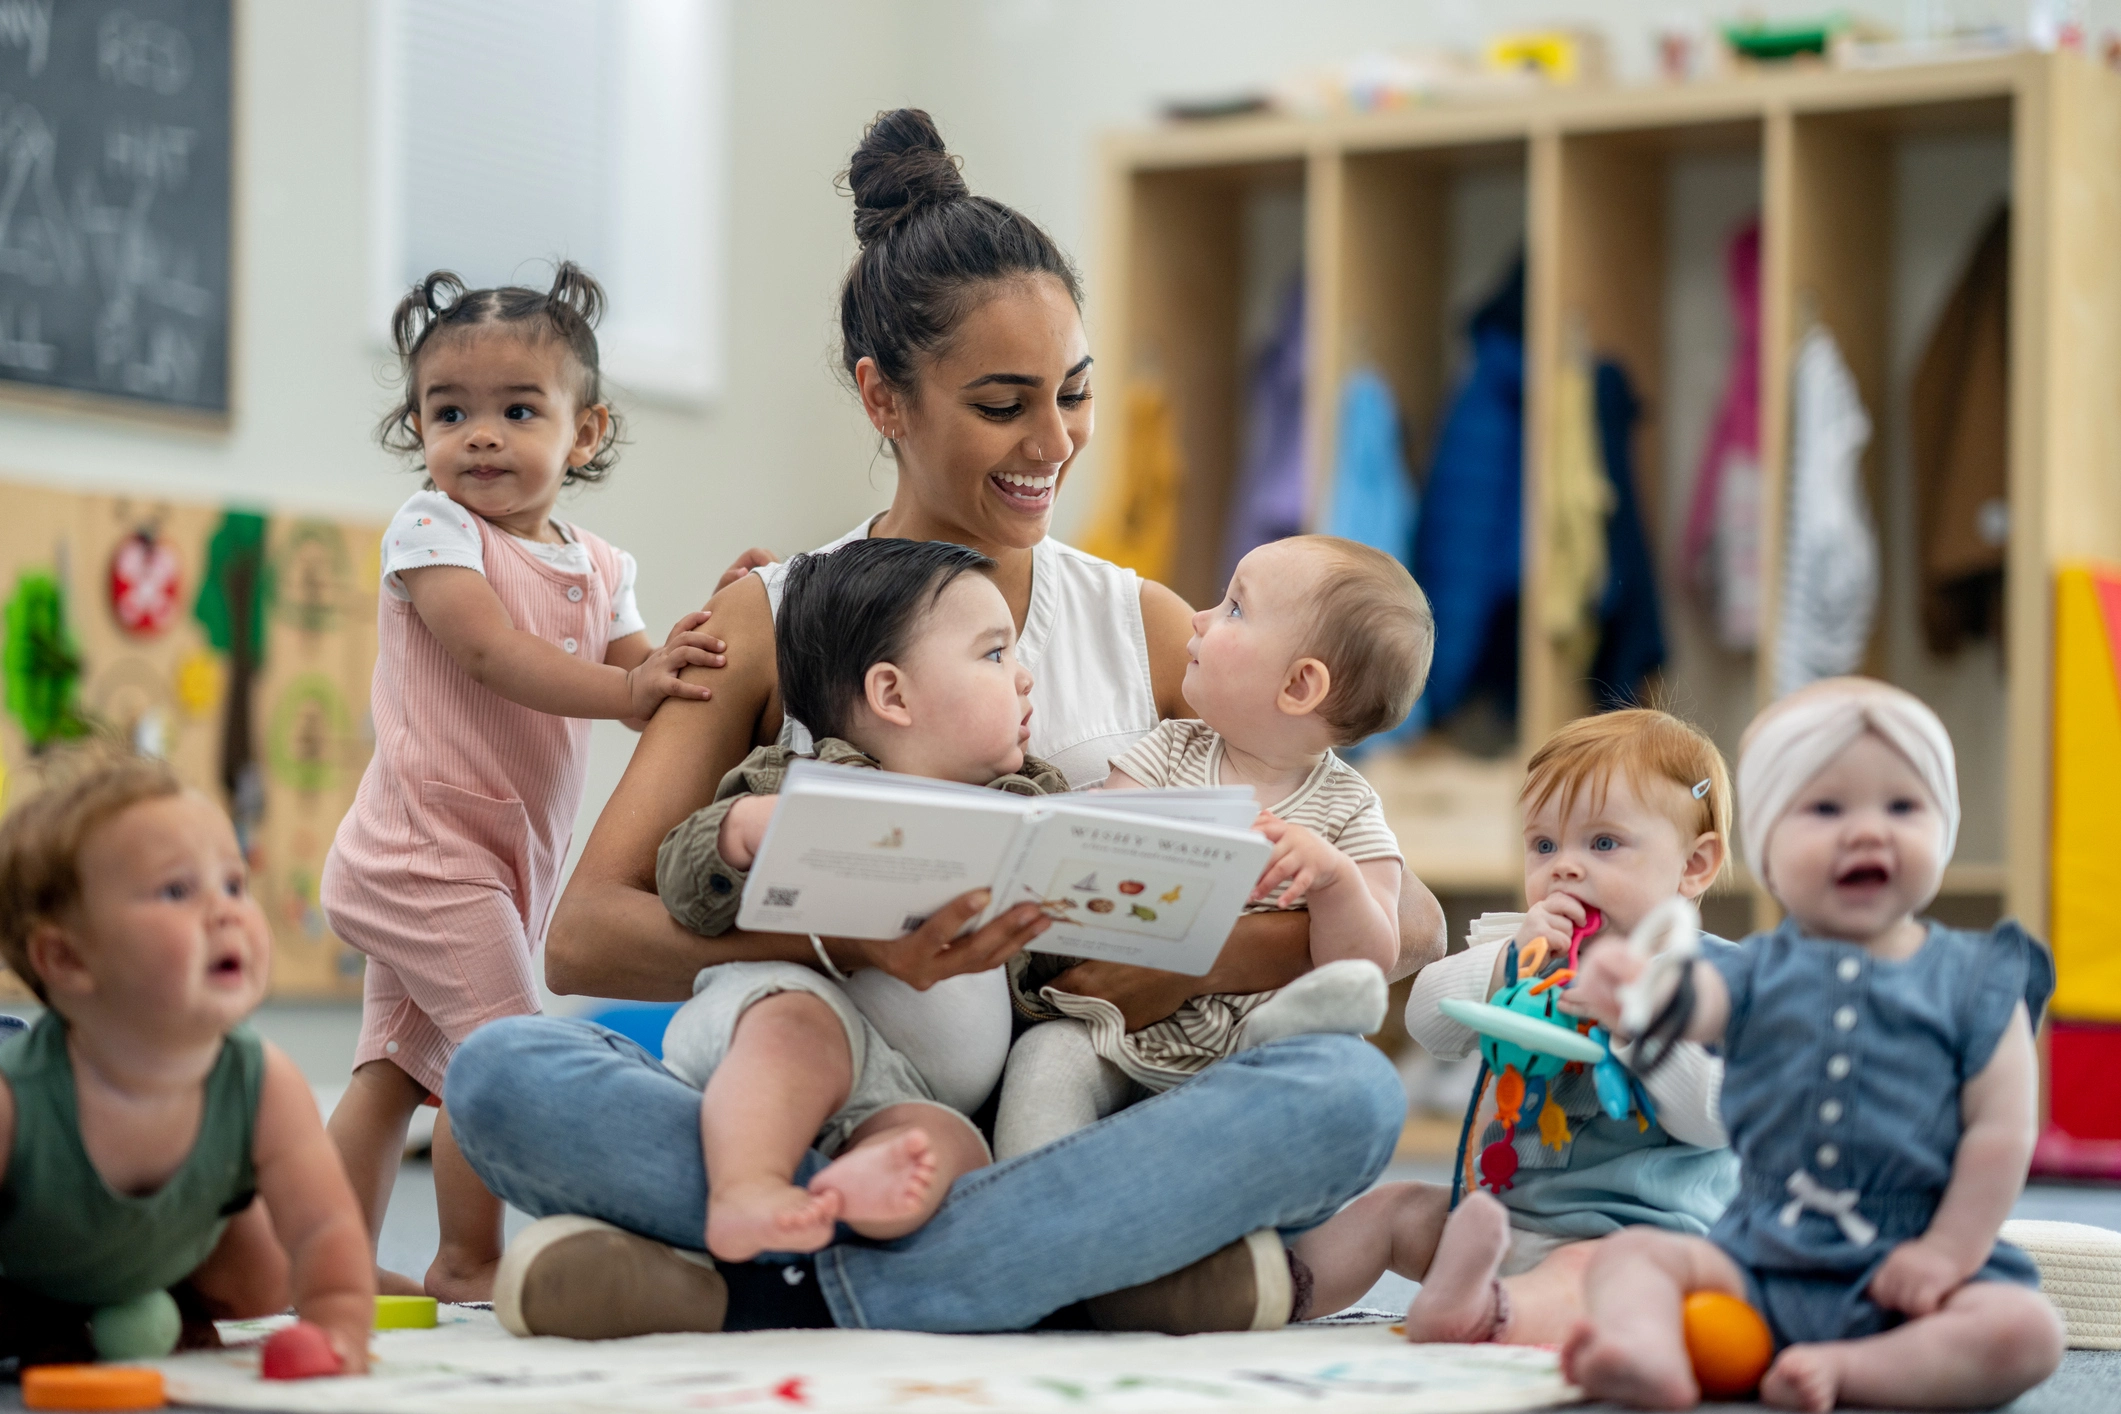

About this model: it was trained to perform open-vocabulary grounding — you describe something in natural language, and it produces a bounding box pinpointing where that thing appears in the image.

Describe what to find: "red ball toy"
[261,1322,343,1381]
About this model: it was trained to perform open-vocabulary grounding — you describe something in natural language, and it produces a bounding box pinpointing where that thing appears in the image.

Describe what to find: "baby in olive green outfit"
[0,754,372,1369]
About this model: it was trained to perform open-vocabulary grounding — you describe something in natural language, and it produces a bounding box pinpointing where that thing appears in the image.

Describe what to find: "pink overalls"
[322,516,622,1096]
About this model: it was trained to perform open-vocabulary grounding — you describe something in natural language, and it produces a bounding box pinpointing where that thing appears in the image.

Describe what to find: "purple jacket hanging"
[1221,278,1307,581]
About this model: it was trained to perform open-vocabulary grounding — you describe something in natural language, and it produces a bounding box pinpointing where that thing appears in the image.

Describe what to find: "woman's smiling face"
[861,274,1093,552]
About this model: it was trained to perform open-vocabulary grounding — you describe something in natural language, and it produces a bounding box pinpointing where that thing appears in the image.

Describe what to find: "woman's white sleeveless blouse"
[750,521,1161,1115]
[755,522,1160,790]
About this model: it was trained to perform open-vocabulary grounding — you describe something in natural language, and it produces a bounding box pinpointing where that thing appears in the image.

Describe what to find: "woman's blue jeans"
[445,1016,1404,1332]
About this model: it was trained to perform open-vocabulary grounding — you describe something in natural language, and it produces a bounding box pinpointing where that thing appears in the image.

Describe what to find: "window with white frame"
[370,0,725,403]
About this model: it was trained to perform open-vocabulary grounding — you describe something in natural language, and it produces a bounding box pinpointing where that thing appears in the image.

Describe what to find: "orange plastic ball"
[1682,1290,1774,1398]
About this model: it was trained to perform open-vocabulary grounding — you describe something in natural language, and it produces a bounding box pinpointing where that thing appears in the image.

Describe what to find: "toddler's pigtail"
[541,261,621,486]
[545,260,606,331]
[378,270,468,457]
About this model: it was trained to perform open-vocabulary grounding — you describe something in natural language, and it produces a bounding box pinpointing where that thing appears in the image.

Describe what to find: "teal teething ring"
[1437,996,1607,1067]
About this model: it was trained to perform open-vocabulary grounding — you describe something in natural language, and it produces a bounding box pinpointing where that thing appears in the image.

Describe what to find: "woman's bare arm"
[1140,578,1196,722]
[544,575,812,998]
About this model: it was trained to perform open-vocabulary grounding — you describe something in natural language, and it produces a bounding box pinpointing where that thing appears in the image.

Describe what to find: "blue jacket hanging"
[1326,366,1418,565]
[1329,365,1425,749]
[1587,361,1666,709]
[1222,278,1307,581]
[1412,260,1524,727]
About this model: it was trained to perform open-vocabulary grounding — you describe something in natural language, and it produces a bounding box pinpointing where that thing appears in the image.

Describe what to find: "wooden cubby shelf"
[1092,52,2121,934]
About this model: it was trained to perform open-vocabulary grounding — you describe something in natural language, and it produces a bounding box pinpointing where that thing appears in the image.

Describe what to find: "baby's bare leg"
[324,1058,428,1295]
[1403,1190,1511,1341]
[808,1102,989,1241]
[1492,1237,1598,1344]
[1561,1227,1748,1411]
[1761,1282,2062,1413]
[1289,1181,1450,1317]
[701,993,856,1262]
[426,1107,505,1302]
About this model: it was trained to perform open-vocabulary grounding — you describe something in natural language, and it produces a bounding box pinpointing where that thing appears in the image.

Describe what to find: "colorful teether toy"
[1439,899,1702,1196]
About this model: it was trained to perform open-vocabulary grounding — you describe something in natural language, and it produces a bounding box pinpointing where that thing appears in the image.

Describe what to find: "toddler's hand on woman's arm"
[626,611,725,719]
[716,546,778,593]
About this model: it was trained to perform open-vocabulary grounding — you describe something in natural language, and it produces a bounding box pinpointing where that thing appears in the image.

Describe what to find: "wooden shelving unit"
[1091,51,2121,935]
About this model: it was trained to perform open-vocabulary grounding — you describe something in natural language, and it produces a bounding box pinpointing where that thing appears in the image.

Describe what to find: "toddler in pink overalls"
[322,264,721,1301]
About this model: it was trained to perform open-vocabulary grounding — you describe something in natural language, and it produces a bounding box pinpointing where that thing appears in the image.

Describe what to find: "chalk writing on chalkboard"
[0,1,229,413]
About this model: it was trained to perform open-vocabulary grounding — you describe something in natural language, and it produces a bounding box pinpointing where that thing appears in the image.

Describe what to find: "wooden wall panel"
[0,481,381,1000]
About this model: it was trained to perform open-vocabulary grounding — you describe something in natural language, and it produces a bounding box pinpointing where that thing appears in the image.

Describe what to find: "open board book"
[736,761,1271,976]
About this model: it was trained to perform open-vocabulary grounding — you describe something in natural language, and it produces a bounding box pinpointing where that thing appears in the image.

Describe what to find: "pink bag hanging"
[1681,219,1762,650]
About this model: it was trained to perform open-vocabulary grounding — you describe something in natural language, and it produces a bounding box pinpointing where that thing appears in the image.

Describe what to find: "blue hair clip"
[1692,778,1712,800]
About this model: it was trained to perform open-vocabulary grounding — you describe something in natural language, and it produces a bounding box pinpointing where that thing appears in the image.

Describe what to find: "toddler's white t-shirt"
[380,489,646,638]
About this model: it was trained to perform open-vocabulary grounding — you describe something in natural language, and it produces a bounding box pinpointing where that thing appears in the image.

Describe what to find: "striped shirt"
[1017,720,1404,1090]
[1110,719,1402,910]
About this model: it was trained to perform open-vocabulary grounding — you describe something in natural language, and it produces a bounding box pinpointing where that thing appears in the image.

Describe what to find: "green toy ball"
[90,1289,182,1360]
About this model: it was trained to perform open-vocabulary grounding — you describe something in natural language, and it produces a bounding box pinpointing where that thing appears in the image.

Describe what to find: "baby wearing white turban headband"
[1736,676,1959,895]
[1556,678,2062,1410]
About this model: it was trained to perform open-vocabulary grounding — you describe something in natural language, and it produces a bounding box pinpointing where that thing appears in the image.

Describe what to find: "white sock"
[1236,960,1388,1051]
[993,1019,1135,1160]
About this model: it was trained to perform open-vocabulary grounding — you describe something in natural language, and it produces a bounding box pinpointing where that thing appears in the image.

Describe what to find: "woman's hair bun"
[846,109,968,246]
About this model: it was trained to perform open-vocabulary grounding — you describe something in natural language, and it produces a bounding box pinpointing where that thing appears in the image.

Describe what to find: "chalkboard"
[0,0,230,413]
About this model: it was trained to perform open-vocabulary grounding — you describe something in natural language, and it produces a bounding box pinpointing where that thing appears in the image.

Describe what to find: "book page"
[738,779,1027,940]
[998,807,1271,976]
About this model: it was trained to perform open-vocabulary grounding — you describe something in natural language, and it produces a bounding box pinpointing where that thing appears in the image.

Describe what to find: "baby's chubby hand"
[717,794,778,872]
[1556,942,1642,1031]
[1514,892,1596,954]
[1250,812,1353,907]
[1869,1237,1971,1317]
[627,610,725,718]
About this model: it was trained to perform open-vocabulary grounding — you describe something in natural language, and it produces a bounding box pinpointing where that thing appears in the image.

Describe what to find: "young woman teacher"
[446,110,1446,1338]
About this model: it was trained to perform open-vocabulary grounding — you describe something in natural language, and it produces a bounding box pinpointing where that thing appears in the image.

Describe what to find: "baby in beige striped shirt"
[997,535,1433,1159]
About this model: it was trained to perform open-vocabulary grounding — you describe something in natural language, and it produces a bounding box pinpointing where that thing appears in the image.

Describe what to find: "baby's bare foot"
[1761,1345,1841,1413]
[1560,1321,1697,1410]
[424,1254,498,1305]
[1404,1191,1509,1342]
[377,1266,426,1297]
[808,1128,942,1234]
[706,1179,843,1262]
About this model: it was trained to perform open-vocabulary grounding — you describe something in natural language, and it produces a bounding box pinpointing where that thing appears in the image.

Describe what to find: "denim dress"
[1706,918,2052,1347]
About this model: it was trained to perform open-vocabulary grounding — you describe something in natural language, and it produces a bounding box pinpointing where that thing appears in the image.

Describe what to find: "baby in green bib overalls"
[0,754,372,1370]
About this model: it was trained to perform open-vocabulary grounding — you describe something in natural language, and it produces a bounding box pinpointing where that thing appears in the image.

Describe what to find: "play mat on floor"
[150,1307,1581,1414]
